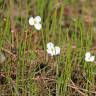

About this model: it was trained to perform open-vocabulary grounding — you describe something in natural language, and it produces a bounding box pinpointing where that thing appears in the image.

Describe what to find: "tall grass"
[0,0,96,96]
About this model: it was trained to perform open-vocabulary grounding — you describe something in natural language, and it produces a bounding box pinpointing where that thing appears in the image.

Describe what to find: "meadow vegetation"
[0,0,96,96]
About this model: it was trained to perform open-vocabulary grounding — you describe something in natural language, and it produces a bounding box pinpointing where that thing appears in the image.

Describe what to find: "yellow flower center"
[34,20,37,24]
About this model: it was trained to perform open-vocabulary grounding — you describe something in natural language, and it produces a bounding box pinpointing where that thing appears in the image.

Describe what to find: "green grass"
[0,0,96,96]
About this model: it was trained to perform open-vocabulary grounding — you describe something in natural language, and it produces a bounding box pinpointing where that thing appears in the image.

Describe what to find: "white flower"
[47,42,60,56]
[85,52,95,62]
[90,56,95,62]
[47,42,54,49]
[54,46,61,55]
[29,16,42,30]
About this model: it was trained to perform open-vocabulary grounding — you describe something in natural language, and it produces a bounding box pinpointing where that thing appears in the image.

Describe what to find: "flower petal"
[47,49,51,55]
[47,49,55,56]
[34,16,41,22]
[90,56,95,62]
[34,23,42,30]
[55,46,60,55]
[85,52,91,58]
[47,42,54,49]
[85,57,90,62]
[29,17,34,25]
